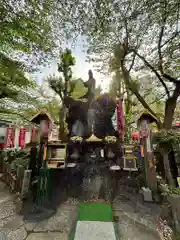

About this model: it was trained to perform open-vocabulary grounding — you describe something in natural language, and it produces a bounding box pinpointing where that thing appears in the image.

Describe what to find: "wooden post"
[3,162,8,182]
[21,170,32,199]
[0,150,3,173]
[16,165,24,193]
[6,163,11,186]
[139,120,157,192]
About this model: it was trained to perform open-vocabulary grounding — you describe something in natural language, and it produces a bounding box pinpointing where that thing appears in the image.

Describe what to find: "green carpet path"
[69,203,120,240]
[78,203,113,221]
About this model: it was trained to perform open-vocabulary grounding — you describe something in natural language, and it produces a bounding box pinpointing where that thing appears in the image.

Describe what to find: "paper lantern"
[131,131,139,141]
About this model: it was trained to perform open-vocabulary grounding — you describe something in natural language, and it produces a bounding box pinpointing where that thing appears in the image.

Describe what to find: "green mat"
[77,203,113,222]
[69,203,121,240]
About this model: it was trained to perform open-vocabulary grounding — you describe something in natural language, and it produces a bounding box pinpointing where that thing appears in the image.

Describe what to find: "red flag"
[116,100,124,137]
[4,127,15,148]
[18,128,26,148]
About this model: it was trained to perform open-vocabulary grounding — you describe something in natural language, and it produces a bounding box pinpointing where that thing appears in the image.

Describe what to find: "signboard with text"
[4,127,15,148]
[18,128,26,148]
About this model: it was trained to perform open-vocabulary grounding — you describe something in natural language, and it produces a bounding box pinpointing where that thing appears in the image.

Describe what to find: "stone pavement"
[0,178,77,240]
[0,178,161,240]
[113,182,161,240]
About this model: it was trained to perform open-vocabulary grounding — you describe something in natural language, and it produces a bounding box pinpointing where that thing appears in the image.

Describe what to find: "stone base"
[168,194,180,233]
[141,187,153,202]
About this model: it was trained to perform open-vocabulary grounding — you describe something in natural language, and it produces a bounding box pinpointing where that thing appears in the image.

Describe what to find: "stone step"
[74,221,116,240]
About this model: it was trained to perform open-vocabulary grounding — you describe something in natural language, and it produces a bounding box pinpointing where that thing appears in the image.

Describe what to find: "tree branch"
[161,31,180,49]
[158,20,166,74]
[120,59,162,128]
[128,53,136,73]
[162,73,178,83]
[131,49,170,97]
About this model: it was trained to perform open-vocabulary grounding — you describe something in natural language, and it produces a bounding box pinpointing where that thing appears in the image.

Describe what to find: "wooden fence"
[1,162,31,199]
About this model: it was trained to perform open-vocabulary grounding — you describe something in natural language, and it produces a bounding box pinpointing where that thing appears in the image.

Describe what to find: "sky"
[35,38,111,92]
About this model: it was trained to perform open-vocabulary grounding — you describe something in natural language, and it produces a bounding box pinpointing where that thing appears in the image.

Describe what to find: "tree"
[0,82,60,125]
[61,0,180,130]
[0,0,56,101]
[0,53,37,100]
[0,0,82,101]
[0,0,59,69]
[58,0,179,185]
[48,48,103,137]
[48,48,76,137]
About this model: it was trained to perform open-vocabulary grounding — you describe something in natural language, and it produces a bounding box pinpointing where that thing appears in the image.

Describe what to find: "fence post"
[16,165,24,193]
[6,163,10,186]
[3,162,7,181]
[21,170,32,199]
[0,150,3,173]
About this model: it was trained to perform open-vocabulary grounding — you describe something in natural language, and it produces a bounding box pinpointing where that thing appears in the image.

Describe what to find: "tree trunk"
[163,97,177,130]
[162,148,175,187]
[59,104,66,141]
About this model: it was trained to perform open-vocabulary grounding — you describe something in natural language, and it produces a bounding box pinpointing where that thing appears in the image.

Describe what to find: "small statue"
[83,69,96,104]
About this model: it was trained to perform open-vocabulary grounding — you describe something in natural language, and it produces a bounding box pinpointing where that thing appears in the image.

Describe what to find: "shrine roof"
[136,110,158,124]
[29,108,55,124]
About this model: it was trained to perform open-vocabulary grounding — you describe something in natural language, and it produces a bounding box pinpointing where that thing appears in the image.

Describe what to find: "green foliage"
[0,0,56,101]
[61,0,180,129]
[0,148,29,175]
[161,184,180,196]
[0,53,36,100]
[153,130,180,145]
[0,0,55,58]
[48,48,76,100]
[47,48,77,137]
[0,0,72,101]
[58,49,76,73]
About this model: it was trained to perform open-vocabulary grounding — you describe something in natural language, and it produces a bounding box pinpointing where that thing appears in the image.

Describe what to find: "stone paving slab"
[26,232,68,240]
[0,226,27,240]
[0,215,24,230]
[34,204,77,233]
[74,221,116,240]
[24,220,38,232]
[0,199,16,220]
[7,226,27,240]
[113,201,158,231]
[114,210,160,240]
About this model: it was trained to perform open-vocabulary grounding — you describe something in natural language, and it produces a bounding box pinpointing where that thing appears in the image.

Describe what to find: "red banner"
[18,128,26,148]
[4,127,15,148]
[116,100,124,137]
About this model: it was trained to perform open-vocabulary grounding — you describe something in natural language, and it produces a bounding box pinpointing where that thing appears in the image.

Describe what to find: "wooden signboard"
[18,128,26,148]
[4,127,15,148]
[123,145,138,171]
